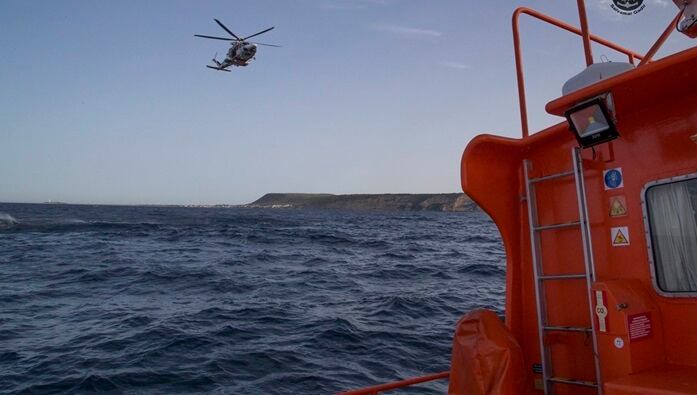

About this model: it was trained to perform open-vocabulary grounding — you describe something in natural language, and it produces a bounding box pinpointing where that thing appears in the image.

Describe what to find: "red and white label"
[595,290,608,332]
[628,312,652,342]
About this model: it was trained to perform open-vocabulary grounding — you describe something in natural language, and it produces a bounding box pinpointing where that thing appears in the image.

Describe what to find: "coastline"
[243,193,477,212]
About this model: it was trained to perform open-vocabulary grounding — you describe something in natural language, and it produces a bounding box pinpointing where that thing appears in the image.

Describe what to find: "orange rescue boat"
[340,1,697,394]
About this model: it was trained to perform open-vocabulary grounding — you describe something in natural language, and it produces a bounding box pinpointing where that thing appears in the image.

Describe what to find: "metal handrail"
[639,10,682,66]
[336,371,450,395]
[512,7,645,138]
[577,0,594,66]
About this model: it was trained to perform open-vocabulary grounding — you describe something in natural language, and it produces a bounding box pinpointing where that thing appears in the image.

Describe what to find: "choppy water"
[0,203,505,395]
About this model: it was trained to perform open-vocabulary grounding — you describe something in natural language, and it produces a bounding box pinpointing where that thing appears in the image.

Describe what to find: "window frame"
[642,172,697,298]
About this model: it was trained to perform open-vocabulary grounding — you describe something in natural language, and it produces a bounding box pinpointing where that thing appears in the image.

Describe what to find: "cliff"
[246,193,477,212]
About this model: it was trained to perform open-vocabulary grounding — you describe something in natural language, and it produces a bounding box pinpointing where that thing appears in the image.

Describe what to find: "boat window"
[646,178,697,293]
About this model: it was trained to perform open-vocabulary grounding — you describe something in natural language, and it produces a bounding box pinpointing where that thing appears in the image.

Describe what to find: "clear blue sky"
[1,0,692,205]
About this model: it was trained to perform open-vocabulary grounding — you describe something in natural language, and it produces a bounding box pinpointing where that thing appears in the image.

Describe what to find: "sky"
[1,0,693,205]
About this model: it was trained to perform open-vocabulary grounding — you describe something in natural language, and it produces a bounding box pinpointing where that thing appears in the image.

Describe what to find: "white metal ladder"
[523,147,602,394]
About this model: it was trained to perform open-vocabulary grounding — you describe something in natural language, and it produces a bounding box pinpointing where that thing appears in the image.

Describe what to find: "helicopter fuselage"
[224,42,257,66]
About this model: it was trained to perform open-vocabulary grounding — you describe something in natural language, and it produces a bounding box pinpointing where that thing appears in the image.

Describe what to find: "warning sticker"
[604,168,624,190]
[628,312,652,342]
[611,226,630,247]
[609,196,628,217]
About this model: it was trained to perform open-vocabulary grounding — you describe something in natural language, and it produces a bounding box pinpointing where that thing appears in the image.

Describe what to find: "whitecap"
[0,213,19,229]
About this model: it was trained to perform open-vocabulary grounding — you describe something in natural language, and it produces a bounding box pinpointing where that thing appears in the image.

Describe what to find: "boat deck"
[605,364,697,395]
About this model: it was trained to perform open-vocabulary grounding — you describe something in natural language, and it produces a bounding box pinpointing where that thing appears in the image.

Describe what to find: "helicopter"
[195,19,280,72]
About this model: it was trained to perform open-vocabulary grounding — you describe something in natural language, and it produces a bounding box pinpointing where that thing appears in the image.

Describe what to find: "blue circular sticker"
[605,169,623,189]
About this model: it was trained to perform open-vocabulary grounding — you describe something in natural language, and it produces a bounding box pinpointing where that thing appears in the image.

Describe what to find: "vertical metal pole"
[523,160,551,394]
[577,0,594,66]
[572,147,603,394]
[513,10,529,138]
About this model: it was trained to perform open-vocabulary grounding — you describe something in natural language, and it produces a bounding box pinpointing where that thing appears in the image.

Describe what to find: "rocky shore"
[245,193,477,212]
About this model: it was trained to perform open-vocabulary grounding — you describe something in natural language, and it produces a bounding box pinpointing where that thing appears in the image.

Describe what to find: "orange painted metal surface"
[546,45,697,117]
[335,371,449,395]
[462,43,697,395]
[605,365,697,394]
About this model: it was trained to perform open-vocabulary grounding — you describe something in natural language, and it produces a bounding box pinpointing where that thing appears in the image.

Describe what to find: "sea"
[0,203,505,395]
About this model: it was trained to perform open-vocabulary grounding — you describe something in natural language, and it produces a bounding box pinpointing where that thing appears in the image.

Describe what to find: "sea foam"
[0,213,18,229]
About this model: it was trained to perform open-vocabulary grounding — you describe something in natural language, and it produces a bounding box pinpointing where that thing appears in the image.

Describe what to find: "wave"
[305,232,356,246]
[3,219,162,233]
[62,218,88,224]
[0,213,18,229]
[457,263,506,276]
[0,204,504,394]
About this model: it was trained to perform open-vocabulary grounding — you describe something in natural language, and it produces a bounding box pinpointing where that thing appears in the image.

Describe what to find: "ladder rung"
[529,170,574,184]
[548,377,598,387]
[534,221,581,231]
[539,274,586,280]
[543,325,592,332]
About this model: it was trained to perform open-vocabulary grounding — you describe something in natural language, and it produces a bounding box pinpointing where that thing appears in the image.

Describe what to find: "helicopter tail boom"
[211,52,222,67]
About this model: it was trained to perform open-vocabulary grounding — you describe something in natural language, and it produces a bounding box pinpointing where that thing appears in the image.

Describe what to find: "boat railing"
[514,1,684,138]
[512,5,645,138]
[335,371,449,395]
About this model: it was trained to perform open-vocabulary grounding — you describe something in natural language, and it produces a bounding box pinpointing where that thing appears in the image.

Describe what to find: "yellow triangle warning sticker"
[614,230,628,244]
[611,226,630,246]
[609,196,627,217]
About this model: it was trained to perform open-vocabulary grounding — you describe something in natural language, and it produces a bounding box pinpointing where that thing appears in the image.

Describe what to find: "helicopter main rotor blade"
[195,34,235,41]
[242,27,274,41]
[253,42,282,47]
[214,19,241,40]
